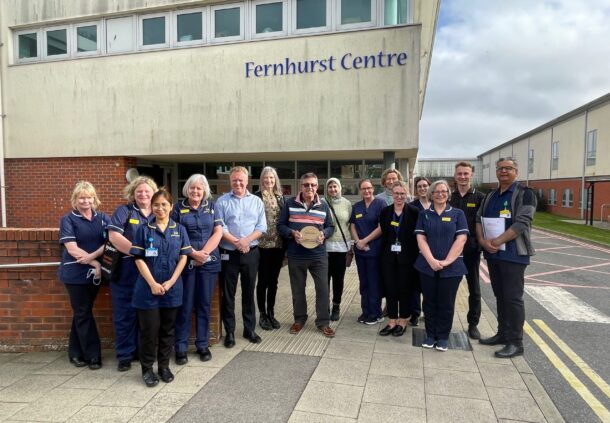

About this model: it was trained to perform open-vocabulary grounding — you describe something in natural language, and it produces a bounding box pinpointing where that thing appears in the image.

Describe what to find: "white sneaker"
[422,337,436,349]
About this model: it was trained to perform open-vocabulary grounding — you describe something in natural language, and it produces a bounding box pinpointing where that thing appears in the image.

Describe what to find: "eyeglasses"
[496,166,516,172]
[302,183,318,188]
[392,192,407,197]
[360,187,374,191]
[432,190,448,195]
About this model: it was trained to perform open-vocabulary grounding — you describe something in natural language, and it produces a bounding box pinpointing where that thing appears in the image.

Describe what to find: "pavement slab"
[0,374,71,402]
[362,373,425,408]
[65,405,140,423]
[357,402,426,423]
[422,348,479,372]
[160,365,220,394]
[60,366,127,390]
[369,352,424,379]
[88,374,164,407]
[310,357,370,386]
[424,367,489,400]
[295,380,364,419]
[478,362,528,391]
[0,361,49,387]
[0,402,28,422]
[425,394,497,423]
[487,386,546,422]
[9,388,102,422]
[322,340,374,363]
[128,391,193,423]
[288,411,356,423]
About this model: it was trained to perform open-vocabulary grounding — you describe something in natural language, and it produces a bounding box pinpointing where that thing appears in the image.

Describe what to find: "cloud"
[420,0,610,158]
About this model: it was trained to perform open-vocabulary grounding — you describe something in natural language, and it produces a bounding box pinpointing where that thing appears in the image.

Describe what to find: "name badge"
[145,247,158,257]
[129,218,139,224]
[467,203,476,208]
[391,221,399,227]
[221,254,230,261]
[355,213,363,219]
[180,209,189,214]
[500,210,511,219]
[442,217,451,222]
[391,243,402,252]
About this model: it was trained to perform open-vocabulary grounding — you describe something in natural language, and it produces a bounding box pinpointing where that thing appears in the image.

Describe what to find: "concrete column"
[383,151,396,170]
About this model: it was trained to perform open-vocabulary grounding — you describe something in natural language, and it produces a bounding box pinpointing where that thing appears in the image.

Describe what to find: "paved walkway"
[0,267,564,422]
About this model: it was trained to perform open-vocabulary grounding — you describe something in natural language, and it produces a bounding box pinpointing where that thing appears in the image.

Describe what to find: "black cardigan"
[379,204,420,267]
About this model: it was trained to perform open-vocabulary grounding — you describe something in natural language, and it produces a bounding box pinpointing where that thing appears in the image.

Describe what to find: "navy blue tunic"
[414,206,469,278]
[58,210,110,284]
[349,198,385,257]
[170,199,223,273]
[130,218,193,309]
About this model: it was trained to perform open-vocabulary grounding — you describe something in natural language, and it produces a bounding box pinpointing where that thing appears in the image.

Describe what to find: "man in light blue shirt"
[215,166,267,347]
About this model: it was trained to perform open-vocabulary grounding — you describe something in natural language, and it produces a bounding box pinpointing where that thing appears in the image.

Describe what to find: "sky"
[419,0,610,158]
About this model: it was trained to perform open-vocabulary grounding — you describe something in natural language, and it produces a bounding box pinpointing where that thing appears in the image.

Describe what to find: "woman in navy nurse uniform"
[107,176,158,372]
[130,188,192,387]
[414,180,468,352]
[172,174,223,364]
[58,181,110,370]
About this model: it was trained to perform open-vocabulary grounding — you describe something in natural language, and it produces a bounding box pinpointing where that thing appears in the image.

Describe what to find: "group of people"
[57,157,535,387]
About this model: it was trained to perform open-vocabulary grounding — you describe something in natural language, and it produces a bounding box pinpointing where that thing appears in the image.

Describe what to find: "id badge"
[145,247,158,257]
[499,209,511,219]
[221,253,230,261]
[391,242,402,253]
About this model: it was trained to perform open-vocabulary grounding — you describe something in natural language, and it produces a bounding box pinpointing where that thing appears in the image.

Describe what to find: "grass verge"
[533,212,610,247]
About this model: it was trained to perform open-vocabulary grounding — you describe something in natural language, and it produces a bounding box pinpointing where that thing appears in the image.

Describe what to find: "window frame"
[382,0,410,26]
[173,8,206,47]
[548,188,556,205]
[73,21,102,57]
[251,0,288,39]
[337,0,377,30]
[562,188,573,208]
[138,12,170,50]
[551,141,559,171]
[211,3,245,43]
[105,15,136,55]
[291,0,331,35]
[586,129,597,167]
[14,28,41,63]
[528,148,534,174]
[43,25,70,60]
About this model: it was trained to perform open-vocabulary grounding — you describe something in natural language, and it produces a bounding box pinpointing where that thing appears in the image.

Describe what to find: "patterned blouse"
[259,190,282,249]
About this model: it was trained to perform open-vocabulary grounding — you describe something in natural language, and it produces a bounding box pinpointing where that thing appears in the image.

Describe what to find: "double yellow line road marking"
[524,319,610,421]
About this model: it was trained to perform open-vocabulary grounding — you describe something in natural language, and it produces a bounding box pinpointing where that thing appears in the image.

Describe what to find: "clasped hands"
[151,280,174,296]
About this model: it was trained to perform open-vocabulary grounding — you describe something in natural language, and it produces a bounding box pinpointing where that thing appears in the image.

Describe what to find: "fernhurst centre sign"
[245,51,408,78]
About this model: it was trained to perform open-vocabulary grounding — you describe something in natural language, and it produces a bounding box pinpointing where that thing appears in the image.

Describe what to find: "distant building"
[414,158,483,186]
[478,93,610,221]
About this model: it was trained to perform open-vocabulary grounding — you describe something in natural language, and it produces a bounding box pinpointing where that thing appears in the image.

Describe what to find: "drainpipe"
[580,110,589,220]
[0,40,6,227]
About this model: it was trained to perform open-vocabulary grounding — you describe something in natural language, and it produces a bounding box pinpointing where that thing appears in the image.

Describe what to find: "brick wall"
[0,228,221,352]
[3,157,137,228]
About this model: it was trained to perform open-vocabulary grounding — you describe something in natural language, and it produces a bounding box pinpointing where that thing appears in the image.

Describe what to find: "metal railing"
[0,262,60,269]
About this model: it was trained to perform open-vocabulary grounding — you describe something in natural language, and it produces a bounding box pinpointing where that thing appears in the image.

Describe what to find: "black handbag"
[100,240,122,283]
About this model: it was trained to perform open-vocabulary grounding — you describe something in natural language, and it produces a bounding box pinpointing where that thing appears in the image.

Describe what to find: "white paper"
[481,217,506,251]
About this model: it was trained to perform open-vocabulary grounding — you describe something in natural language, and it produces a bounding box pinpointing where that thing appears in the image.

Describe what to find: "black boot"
[268,310,281,329]
[330,304,340,321]
[259,313,273,331]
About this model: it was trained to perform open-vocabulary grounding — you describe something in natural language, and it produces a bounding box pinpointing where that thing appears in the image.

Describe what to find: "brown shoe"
[289,322,303,334]
[318,326,335,338]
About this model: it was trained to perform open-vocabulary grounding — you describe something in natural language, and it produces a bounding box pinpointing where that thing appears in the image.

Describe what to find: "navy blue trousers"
[110,259,139,362]
[419,273,462,341]
[355,255,382,319]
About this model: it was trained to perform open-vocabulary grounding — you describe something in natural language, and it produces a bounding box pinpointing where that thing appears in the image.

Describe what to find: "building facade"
[0,0,439,227]
[414,157,483,186]
[478,93,610,221]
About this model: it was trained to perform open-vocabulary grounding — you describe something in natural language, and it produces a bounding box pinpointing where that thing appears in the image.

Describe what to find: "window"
[140,13,169,49]
[211,3,244,42]
[293,0,330,33]
[338,0,375,29]
[74,22,100,56]
[384,0,408,25]
[528,149,534,174]
[175,9,204,45]
[106,16,135,54]
[551,141,559,171]
[562,189,573,207]
[297,161,328,179]
[16,30,39,61]
[253,0,287,38]
[266,161,296,179]
[586,130,597,166]
[537,188,544,201]
[44,26,69,58]
[548,188,556,205]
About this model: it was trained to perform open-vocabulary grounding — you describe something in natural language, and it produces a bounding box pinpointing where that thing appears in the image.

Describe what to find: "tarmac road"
[480,229,610,423]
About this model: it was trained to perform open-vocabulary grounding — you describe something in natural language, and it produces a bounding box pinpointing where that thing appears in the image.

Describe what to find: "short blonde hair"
[427,180,451,202]
[230,166,249,178]
[182,174,211,201]
[70,181,101,209]
[123,176,158,203]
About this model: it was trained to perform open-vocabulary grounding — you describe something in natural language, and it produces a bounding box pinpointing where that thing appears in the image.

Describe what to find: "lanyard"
[392,211,404,240]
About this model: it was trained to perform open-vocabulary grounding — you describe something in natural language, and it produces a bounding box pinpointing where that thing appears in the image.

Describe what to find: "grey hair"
[260,166,283,197]
[182,174,211,201]
[427,179,451,202]
[496,157,518,168]
[300,172,318,183]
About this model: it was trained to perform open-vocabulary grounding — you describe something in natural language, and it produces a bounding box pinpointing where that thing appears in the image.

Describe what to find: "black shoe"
[158,367,174,383]
[268,312,281,329]
[330,305,340,321]
[357,314,366,324]
[391,325,406,337]
[379,325,394,336]
[244,331,262,343]
[69,357,87,368]
[224,332,235,348]
[409,315,419,326]
[117,360,132,372]
[142,369,159,387]
[259,313,273,331]
[175,351,188,366]
[88,358,102,370]
[468,325,481,340]
[479,333,506,346]
[197,348,212,362]
[494,343,524,358]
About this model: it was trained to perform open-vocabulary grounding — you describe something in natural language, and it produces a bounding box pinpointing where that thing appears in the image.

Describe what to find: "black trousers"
[487,259,526,344]
[327,252,347,305]
[381,259,413,319]
[463,246,482,326]
[221,247,259,335]
[137,307,178,371]
[256,247,284,314]
[64,283,101,361]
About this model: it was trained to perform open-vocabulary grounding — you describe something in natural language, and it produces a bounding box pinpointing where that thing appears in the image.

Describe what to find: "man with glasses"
[476,158,536,358]
[278,173,336,338]
[449,161,485,340]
